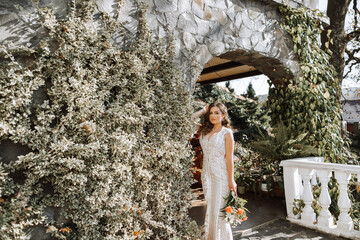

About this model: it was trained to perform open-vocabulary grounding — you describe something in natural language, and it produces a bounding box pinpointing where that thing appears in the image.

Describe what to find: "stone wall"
[0,0,302,89]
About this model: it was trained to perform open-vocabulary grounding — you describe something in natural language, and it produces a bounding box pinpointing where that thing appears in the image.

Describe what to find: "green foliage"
[0,1,200,239]
[251,122,317,163]
[271,4,351,163]
[225,81,235,94]
[193,84,270,143]
[243,82,257,100]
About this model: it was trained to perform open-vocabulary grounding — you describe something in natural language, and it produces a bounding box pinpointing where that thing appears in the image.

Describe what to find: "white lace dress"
[200,126,233,240]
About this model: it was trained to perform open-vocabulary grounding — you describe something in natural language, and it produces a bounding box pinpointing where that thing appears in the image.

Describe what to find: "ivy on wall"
[267,4,350,163]
[0,1,200,239]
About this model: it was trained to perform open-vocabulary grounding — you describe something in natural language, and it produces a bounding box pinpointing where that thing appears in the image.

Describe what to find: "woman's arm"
[191,105,208,124]
[225,131,237,194]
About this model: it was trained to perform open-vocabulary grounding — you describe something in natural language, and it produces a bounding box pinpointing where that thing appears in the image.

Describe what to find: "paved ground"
[236,219,347,240]
[188,187,348,240]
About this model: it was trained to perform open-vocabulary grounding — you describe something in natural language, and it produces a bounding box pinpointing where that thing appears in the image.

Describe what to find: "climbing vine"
[0,1,200,239]
[267,4,350,163]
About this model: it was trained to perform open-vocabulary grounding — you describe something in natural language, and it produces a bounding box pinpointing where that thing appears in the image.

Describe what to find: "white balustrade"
[310,0,319,9]
[280,157,360,239]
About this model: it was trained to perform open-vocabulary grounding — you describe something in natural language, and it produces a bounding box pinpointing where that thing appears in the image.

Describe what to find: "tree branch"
[345,47,360,63]
[346,29,360,42]
[344,51,360,78]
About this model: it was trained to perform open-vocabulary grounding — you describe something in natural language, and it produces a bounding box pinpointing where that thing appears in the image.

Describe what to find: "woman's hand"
[228,180,237,196]
[202,104,209,113]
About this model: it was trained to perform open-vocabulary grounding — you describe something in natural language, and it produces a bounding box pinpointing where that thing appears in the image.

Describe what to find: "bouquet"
[221,190,248,227]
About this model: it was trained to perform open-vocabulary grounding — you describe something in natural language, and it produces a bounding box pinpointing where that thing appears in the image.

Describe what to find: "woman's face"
[209,106,224,125]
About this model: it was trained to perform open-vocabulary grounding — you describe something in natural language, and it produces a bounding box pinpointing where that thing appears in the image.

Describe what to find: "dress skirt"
[201,171,233,240]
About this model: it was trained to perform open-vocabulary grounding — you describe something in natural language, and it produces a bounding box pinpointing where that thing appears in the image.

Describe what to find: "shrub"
[0,1,200,239]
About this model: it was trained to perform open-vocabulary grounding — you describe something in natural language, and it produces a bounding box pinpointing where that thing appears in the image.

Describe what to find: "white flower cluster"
[0,1,201,239]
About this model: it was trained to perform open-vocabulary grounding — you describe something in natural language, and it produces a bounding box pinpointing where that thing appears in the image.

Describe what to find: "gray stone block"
[196,44,212,66]
[177,12,197,34]
[154,0,178,12]
[178,0,191,14]
[183,31,196,50]
[209,40,225,56]
[194,16,210,36]
[212,7,228,25]
[242,11,255,29]
[192,1,204,19]
[238,25,252,38]
[248,8,261,20]
[204,0,227,9]
[226,5,236,20]
[165,12,178,29]
[255,18,266,32]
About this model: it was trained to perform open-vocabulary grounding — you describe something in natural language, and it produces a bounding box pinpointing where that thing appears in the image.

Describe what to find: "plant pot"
[261,183,269,192]
[238,186,246,195]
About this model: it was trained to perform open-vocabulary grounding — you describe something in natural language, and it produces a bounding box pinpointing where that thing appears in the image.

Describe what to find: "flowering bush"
[221,190,248,227]
[0,1,200,239]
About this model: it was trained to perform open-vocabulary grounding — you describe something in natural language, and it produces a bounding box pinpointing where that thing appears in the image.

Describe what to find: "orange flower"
[356,184,359,193]
[0,198,4,203]
[84,125,91,134]
[154,63,160,71]
[59,227,71,233]
[242,217,248,221]
[225,206,233,214]
[237,208,244,215]
[133,231,140,237]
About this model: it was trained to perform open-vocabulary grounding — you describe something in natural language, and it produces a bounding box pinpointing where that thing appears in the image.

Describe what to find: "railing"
[270,0,326,11]
[280,157,360,239]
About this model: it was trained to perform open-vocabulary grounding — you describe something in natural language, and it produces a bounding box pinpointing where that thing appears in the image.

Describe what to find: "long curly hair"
[198,102,231,137]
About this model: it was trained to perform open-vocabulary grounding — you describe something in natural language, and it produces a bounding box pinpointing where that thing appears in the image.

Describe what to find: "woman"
[191,102,236,240]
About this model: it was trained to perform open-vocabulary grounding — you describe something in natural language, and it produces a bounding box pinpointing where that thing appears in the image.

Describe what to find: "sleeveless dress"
[200,126,233,240]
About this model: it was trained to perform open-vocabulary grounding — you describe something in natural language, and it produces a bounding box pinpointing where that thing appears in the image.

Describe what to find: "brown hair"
[198,102,231,137]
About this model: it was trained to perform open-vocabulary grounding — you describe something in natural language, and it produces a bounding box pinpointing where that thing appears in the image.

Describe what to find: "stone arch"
[144,0,301,88]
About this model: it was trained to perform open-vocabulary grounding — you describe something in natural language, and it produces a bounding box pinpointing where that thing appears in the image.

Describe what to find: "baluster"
[311,170,317,186]
[299,168,316,225]
[283,166,302,219]
[335,171,353,231]
[317,169,333,228]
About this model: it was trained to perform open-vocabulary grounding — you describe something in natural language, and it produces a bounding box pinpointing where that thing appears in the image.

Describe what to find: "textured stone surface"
[177,12,197,34]
[209,40,225,56]
[212,7,228,25]
[194,16,210,35]
[192,1,204,19]
[196,44,212,66]
[178,0,192,13]
[154,0,178,12]
[238,25,253,38]
[183,31,197,50]
[0,0,307,85]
